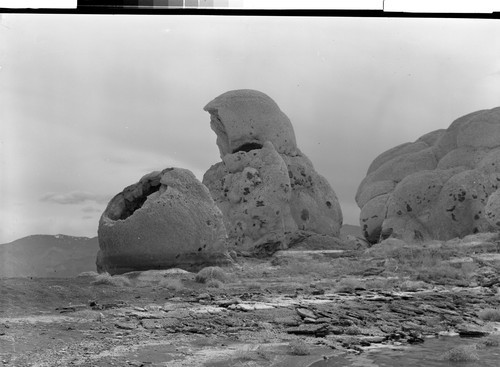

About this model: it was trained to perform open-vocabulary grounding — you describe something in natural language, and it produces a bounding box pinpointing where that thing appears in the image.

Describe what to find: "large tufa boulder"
[357,107,500,243]
[97,168,230,275]
[485,189,500,230]
[202,89,342,255]
[205,89,298,157]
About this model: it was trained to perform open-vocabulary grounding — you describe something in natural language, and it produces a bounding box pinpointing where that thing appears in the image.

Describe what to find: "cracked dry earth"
[1,257,500,367]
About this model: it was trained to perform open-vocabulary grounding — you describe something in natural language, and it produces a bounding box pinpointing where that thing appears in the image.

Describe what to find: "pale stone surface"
[437,147,487,170]
[369,148,438,184]
[281,154,342,235]
[476,148,500,173]
[203,142,297,252]
[366,141,430,175]
[356,180,396,208]
[203,90,342,253]
[97,168,230,275]
[204,89,298,157]
[457,112,500,148]
[429,170,499,239]
[416,129,447,146]
[357,107,500,243]
[485,189,500,229]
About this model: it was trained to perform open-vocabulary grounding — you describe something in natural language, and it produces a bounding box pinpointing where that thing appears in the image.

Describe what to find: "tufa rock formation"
[485,189,500,230]
[356,107,500,243]
[202,89,343,254]
[97,168,230,275]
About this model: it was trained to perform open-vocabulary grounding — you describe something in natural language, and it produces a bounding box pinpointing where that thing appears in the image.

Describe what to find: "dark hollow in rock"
[110,182,162,221]
[202,89,343,254]
[233,142,263,153]
[97,168,230,274]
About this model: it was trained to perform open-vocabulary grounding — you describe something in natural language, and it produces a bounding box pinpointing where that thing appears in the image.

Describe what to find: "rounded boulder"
[97,168,230,275]
[357,106,500,243]
[485,189,500,229]
[204,89,298,157]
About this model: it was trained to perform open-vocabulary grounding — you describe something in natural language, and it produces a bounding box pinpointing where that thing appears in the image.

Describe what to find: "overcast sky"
[1,14,499,243]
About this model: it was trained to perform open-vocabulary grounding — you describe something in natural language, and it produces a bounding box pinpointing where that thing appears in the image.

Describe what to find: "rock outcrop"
[202,89,342,254]
[485,189,500,229]
[97,168,230,274]
[356,107,500,243]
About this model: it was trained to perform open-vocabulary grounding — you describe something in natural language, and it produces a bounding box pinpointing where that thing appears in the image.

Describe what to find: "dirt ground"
[1,252,500,367]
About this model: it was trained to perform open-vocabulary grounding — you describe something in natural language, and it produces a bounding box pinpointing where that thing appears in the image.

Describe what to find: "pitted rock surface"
[97,168,230,274]
[203,142,297,252]
[357,107,500,243]
[203,89,342,253]
[485,189,500,229]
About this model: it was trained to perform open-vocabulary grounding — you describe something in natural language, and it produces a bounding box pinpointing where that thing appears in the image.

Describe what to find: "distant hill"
[0,227,363,278]
[0,235,99,278]
[340,224,363,238]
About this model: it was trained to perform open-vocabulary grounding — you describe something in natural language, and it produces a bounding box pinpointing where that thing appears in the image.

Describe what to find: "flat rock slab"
[473,253,500,267]
[457,323,492,337]
[274,250,354,261]
[280,250,346,255]
[296,307,317,319]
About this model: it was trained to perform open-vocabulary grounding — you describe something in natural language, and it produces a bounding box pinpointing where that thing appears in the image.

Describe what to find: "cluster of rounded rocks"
[356,107,500,244]
[202,90,342,254]
[97,90,500,274]
[97,90,343,274]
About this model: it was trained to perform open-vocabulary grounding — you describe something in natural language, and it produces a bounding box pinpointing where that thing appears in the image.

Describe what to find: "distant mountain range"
[0,224,362,278]
[0,235,99,278]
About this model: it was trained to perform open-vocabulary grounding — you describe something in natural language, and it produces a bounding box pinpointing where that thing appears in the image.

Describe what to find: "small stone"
[145,304,162,312]
[127,361,143,366]
[115,322,136,330]
[286,323,329,336]
[237,304,254,312]
[457,324,490,337]
[216,298,240,307]
[311,288,325,295]
[304,317,317,323]
[274,317,300,327]
[296,307,316,319]
[197,293,211,301]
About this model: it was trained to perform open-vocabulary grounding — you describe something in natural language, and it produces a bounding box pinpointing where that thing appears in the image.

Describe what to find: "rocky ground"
[2,234,500,367]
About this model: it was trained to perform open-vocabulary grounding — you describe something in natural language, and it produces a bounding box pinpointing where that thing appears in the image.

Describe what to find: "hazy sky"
[1,14,499,243]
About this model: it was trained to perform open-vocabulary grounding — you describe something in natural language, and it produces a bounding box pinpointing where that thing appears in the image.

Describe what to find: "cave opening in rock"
[109,182,163,221]
[233,142,263,153]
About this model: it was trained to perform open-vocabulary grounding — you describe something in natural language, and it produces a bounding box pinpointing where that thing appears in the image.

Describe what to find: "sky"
[0,14,499,243]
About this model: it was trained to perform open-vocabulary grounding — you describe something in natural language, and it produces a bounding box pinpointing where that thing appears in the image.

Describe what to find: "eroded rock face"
[203,89,342,254]
[97,168,230,274]
[485,189,500,229]
[357,107,500,243]
[205,89,298,157]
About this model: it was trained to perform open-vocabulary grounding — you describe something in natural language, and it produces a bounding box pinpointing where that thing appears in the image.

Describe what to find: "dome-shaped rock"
[357,106,500,243]
[203,90,342,254]
[97,168,230,274]
[204,89,298,157]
